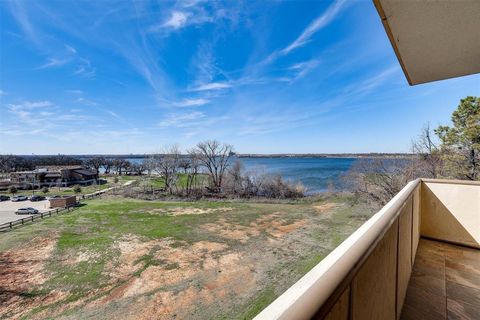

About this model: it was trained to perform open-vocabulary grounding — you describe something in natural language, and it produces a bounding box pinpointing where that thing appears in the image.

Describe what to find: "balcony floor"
[401,238,480,320]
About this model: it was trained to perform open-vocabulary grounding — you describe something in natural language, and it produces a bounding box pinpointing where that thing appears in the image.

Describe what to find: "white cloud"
[172,98,210,107]
[164,11,189,29]
[190,82,231,91]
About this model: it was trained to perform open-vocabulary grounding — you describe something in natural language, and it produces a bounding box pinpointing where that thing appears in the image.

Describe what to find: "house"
[9,165,98,188]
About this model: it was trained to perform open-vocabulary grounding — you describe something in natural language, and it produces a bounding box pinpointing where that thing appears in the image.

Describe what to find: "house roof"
[72,169,97,176]
[44,173,62,178]
[373,0,480,85]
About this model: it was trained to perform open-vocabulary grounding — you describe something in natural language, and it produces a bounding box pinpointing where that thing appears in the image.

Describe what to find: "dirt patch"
[90,235,255,319]
[202,214,306,242]
[313,202,338,214]
[0,233,63,319]
[149,207,233,216]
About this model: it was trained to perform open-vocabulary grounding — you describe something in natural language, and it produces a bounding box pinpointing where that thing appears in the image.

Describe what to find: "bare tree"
[344,158,417,206]
[178,158,191,174]
[226,159,244,195]
[193,140,234,192]
[154,145,180,194]
[411,123,442,178]
[102,159,113,174]
[143,156,156,177]
[185,151,201,196]
[83,156,105,175]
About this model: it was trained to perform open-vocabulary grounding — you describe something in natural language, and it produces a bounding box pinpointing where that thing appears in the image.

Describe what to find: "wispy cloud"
[106,110,121,118]
[281,0,346,55]
[159,111,227,128]
[172,98,210,107]
[74,58,96,77]
[65,44,77,54]
[285,59,320,83]
[190,82,232,91]
[8,101,53,110]
[345,65,400,95]
[75,97,98,106]
[263,0,347,65]
[66,89,83,95]
[38,57,71,69]
[5,0,40,45]
[159,111,205,127]
[2,100,90,137]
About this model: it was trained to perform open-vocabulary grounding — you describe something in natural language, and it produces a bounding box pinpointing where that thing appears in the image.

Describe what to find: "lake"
[122,157,357,193]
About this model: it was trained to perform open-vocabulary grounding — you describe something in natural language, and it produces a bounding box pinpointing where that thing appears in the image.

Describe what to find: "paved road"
[0,200,50,225]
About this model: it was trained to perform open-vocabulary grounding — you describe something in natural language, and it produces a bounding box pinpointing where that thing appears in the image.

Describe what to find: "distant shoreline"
[13,153,415,159]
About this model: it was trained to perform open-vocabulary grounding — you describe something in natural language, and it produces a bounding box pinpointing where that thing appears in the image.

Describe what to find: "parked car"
[11,195,28,202]
[15,207,39,215]
[0,195,9,201]
[29,195,46,202]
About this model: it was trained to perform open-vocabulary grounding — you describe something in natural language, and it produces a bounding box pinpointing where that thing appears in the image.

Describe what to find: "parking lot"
[0,199,50,225]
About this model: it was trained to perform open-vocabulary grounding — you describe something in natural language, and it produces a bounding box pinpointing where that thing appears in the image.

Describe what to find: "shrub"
[73,185,82,194]
[42,186,49,194]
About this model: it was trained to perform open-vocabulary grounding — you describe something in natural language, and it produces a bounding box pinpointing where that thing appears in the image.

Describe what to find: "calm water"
[240,157,356,193]
[123,157,357,193]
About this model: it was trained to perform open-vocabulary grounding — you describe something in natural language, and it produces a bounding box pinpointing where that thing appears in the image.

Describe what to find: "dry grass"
[0,196,373,319]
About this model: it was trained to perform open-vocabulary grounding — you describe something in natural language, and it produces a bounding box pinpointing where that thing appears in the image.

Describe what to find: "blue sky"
[0,0,479,155]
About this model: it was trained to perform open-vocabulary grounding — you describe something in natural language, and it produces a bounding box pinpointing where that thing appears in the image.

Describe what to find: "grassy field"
[136,173,208,190]
[0,195,374,320]
[6,183,112,197]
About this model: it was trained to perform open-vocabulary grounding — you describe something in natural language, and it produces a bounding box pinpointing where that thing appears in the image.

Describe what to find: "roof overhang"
[373,0,480,85]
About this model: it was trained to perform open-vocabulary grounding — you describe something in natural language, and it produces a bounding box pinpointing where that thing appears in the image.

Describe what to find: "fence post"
[41,213,44,219]
[10,222,12,229]
[56,208,59,214]
[31,216,34,222]
[21,219,24,225]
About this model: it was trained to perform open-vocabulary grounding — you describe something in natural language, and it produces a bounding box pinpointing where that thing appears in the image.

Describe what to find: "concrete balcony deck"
[255,179,479,320]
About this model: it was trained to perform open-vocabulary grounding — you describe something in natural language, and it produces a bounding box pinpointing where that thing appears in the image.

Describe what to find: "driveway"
[0,199,50,225]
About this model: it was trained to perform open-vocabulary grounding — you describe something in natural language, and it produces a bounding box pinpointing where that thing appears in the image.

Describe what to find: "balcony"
[255,179,480,320]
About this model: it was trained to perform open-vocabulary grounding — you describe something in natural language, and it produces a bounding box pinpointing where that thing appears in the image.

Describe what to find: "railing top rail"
[420,178,480,186]
[254,178,421,320]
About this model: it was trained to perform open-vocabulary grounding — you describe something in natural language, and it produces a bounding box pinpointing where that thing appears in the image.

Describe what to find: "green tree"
[42,186,49,194]
[435,96,480,180]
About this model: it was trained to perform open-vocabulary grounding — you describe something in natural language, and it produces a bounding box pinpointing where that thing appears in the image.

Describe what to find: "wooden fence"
[0,206,77,232]
[0,180,138,232]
